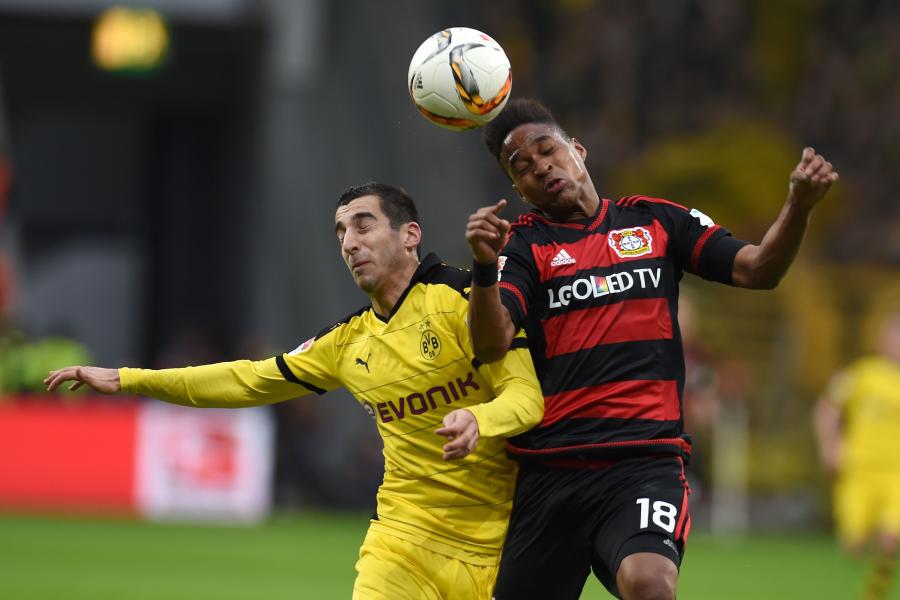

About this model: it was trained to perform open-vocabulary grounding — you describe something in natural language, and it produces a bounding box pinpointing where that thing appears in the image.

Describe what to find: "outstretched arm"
[466,199,517,362]
[732,147,839,289]
[45,359,306,408]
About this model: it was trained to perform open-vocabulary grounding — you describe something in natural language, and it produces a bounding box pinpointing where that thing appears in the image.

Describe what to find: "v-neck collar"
[371,252,443,323]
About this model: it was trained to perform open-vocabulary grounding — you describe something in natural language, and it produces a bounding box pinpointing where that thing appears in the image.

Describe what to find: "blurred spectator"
[814,310,900,600]
[489,0,898,263]
[0,259,92,394]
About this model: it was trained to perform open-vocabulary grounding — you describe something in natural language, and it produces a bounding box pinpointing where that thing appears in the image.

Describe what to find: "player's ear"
[571,137,587,162]
[404,221,422,252]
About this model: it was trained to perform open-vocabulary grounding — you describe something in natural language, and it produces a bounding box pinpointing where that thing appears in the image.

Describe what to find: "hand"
[466,199,511,265]
[789,147,839,211]
[435,409,480,460]
[44,366,121,394]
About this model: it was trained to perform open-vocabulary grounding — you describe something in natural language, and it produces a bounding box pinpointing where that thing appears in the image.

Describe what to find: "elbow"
[753,274,782,290]
[474,342,509,364]
[734,268,784,290]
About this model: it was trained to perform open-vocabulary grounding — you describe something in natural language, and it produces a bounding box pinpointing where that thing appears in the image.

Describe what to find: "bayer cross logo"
[418,319,441,360]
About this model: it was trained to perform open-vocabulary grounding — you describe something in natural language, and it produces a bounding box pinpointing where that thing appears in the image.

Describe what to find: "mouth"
[351,260,370,272]
[545,178,566,194]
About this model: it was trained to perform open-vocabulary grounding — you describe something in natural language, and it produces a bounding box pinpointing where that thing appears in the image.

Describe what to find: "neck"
[369,256,420,317]
[545,188,601,222]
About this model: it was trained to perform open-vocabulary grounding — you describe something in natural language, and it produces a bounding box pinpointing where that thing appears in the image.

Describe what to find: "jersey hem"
[368,519,501,566]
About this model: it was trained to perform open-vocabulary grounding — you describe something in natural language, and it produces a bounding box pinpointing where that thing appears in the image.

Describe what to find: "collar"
[373,252,442,322]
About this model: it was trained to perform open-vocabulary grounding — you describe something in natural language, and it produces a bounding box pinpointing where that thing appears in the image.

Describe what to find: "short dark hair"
[482,98,568,162]
[337,181,420,230]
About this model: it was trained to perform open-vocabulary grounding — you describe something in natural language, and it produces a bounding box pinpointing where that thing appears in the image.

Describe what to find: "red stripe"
[626,195,689,211]
[507,436,692,456]
[531,221,669,282]
[542,379,680,426]
[587,199,610,231]
[674,460,690,540]
[690,225,721,273]
[499,282,527,316]
[542,297,672,358]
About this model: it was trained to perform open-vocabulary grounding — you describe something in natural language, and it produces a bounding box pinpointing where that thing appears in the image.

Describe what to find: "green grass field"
[0,511,892,599]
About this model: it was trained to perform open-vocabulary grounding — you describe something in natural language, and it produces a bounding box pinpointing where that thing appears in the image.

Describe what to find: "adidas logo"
[550,249,576,266]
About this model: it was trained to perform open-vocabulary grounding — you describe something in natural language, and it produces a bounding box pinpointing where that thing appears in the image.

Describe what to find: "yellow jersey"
[119,253,543,564]
[825,355,900,472]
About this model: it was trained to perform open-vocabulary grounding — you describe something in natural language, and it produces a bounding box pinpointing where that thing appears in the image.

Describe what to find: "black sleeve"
[654,203,749,285]
[496,230,540,328]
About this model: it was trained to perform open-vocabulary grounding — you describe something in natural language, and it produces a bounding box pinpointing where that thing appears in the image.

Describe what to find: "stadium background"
[1,0,899,597]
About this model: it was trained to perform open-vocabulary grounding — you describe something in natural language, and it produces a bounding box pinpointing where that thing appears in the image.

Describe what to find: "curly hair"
[481,98,568,162]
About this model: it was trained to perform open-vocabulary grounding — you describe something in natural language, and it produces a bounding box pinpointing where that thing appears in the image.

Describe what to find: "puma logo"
[355,352,371,373]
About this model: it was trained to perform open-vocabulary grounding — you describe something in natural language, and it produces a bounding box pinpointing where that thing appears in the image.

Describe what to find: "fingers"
[799,146,815,167]
[441,431,477,460]
[436,410,479,460]
[468,202,510,240]
[44,366,78,392]
[792,147,839,190]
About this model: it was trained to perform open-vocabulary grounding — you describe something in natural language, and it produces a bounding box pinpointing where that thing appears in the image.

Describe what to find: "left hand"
[435,409,480,460]
[789,147,839,211]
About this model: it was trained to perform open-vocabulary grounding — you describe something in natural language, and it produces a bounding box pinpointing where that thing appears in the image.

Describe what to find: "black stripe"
[540,339,683,395]
[513,416,682,448]
[275,355,327,395]
[510,337,529,351]
[471,336,532,371]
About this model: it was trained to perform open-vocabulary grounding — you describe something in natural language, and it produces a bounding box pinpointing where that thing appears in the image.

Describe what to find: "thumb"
[800,146,814,166]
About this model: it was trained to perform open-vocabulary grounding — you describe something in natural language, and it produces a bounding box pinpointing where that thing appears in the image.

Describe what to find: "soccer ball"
[407,27,512,131]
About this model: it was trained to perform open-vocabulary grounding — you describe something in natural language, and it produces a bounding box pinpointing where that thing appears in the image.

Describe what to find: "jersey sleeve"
[277,328,344,395]
[650,200,749,285]
[119,358,307,408]
[454,293,543,438]
[497,230,540,329]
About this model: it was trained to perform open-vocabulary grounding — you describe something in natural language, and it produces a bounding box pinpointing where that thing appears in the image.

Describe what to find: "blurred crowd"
[487,0,900,262]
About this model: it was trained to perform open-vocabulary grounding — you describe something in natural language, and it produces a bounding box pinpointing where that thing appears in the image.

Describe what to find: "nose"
[535,156,552,177]
[341,229,359,256]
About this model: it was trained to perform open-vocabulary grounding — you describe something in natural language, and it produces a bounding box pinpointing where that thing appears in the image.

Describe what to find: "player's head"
[335,182,422,295]
[482,98,594,218]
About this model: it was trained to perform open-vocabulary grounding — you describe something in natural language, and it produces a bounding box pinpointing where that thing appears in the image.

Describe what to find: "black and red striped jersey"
[496,195,748,463]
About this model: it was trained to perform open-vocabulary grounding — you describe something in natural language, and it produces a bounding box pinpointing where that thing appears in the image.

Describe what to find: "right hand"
[466,199,511,265]
[44,366,121,394]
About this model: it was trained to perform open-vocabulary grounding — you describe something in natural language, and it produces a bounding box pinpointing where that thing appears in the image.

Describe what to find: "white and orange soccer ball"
[407,27,512,131]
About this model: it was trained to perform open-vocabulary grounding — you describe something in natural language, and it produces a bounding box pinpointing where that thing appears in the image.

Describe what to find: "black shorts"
[493,456,690,600]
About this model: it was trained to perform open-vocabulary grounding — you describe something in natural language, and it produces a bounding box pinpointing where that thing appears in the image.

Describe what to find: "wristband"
[472,260,498,287]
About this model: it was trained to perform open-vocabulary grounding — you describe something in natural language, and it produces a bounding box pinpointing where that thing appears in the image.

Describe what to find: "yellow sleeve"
[454,283,543,438]
[119,357,309,408]
[466,334,544,438]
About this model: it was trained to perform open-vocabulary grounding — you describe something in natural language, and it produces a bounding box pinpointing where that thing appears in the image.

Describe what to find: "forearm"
[467,377,544,438]
[732,196,813,289]
[119,358,302,408]
[469,280,515,362]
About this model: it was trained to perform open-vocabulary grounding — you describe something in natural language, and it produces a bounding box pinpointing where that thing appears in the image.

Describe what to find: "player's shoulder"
[850,355,897,378]
[314,305,372,339]
[616,195,689,214]
[417,259,471,298]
